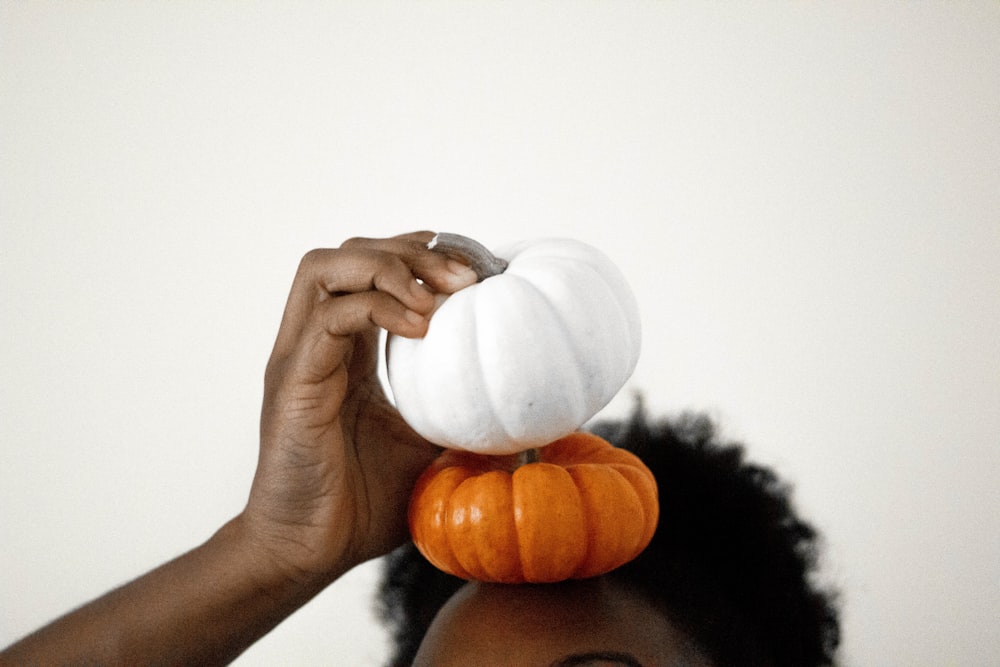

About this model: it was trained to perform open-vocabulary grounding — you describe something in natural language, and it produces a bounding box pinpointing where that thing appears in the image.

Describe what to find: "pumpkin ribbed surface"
[408,432,658,583]
[387,237,641,455]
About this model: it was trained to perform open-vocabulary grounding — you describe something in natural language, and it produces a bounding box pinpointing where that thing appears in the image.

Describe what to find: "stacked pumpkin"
[389,233,656,584]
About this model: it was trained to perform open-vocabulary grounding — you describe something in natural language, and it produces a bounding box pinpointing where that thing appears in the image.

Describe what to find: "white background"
[2,2,998,665]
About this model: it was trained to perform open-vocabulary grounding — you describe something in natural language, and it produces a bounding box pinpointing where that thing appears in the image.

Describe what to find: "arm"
[0,519,312,666]
[0,232,478,666]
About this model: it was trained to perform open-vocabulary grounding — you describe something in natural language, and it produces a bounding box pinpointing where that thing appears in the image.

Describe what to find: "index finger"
[339,232,479,295]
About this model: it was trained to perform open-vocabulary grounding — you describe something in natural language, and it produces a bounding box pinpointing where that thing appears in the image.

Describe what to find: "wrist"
[220,512,351,600]
[0,515,344,666]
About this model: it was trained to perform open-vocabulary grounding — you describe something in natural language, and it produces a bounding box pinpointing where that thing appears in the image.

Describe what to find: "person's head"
[411,577,712,666]
[378,406,841,666]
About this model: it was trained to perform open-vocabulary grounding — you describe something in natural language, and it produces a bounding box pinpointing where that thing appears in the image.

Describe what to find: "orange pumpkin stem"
[516,447,541,468]
[429,232,509,282]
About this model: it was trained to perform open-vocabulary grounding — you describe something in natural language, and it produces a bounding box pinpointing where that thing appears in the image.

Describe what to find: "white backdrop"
[2,2,998,665]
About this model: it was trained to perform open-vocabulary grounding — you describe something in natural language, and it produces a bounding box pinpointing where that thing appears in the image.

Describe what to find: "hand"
[241,231,478,585]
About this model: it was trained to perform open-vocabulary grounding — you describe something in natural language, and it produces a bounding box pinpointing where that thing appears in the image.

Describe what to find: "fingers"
[306,232,475,294]
[270,232,479,366]
[338,233,480,295]
[275,291,423,393]
[300,246,437,318]
[316,289,431,340]
[309,232,478,310]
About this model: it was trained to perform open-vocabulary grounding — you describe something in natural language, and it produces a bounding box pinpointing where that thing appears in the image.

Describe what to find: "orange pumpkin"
[408,432,659,583]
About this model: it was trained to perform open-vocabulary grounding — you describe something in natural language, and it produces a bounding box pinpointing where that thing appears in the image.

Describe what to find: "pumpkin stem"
[515,448,540,468]
[429,232,508,282]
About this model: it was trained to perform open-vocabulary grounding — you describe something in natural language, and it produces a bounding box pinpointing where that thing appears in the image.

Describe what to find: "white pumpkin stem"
[429,232,508,282]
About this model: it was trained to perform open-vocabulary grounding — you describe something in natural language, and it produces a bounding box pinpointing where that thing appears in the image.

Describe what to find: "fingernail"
[445,260,478,286]
[404,309,426,326]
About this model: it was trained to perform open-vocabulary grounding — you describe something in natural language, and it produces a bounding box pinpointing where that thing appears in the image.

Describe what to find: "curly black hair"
[376,405,841,666]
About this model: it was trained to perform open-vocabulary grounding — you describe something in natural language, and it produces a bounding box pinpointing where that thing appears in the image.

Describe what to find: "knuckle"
[299,248,331,270]
[339,236,372,249]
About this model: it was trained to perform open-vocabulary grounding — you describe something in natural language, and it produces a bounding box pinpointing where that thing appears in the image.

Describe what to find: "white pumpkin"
[387,234,641,455]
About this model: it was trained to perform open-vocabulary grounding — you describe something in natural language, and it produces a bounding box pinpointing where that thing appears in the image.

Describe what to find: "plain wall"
[2,2,999,665]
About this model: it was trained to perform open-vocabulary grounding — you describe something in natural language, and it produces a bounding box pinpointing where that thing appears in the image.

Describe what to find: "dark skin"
[2,232,714,666]
[413,580,714,667]
[0,232,478,665]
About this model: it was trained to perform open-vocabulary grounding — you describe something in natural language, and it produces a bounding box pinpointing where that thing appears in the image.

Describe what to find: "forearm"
[0,516,342,666]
